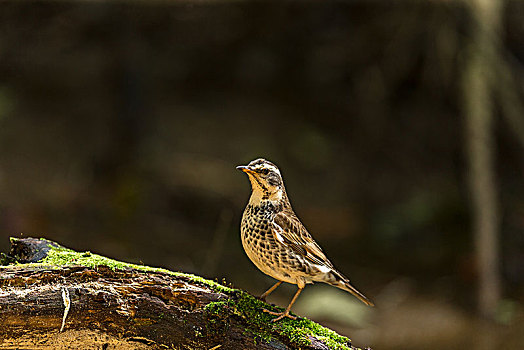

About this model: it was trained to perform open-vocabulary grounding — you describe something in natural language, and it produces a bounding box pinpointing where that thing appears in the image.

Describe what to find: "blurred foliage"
[0,1,523,349]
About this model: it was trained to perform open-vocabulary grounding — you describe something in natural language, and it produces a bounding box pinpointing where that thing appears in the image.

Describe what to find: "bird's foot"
[257,295,267,302]
[262,308,296,322]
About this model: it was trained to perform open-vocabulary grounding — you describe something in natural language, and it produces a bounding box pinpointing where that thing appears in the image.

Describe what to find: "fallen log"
[0,237,369,350]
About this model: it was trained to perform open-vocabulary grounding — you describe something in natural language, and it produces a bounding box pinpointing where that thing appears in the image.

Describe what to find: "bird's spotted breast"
[241,202,310,284]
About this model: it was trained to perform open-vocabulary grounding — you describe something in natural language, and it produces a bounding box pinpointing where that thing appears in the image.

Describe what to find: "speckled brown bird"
[237,158,374,321]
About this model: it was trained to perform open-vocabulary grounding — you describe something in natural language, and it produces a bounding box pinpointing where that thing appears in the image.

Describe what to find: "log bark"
[0,238,365,350]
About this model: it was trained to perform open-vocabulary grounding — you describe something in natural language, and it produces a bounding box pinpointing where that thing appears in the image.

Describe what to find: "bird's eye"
[260,168,269,175]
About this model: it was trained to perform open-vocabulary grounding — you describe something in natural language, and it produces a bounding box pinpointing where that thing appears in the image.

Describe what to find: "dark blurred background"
[1,1,523,349]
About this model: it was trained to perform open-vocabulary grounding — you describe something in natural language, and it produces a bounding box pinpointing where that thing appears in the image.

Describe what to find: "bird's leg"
[259,281,283,302]
[263,286,304,322]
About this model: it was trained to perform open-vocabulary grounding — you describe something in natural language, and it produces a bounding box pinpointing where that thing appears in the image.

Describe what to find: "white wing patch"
[272,222,286,244]
[316,265,331,273]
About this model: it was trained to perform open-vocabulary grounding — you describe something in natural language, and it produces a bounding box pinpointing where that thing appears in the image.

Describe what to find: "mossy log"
[0,237,369,350]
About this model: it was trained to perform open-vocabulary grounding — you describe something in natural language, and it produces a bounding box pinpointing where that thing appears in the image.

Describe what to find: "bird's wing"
[272,209,334,268]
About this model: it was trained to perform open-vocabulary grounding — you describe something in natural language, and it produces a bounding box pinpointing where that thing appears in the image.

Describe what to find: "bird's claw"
[262,308,296,322]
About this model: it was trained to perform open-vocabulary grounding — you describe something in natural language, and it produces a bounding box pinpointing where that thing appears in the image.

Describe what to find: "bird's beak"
[236,165,254,174]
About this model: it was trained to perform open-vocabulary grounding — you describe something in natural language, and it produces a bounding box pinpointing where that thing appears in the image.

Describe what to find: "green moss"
[1,239,234,294]
[204,290,353,349]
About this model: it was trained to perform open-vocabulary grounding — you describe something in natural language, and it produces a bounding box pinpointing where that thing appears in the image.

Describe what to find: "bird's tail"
[329,270,375,307]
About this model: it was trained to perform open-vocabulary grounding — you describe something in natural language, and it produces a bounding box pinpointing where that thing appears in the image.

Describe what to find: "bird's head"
[237,158,284,203]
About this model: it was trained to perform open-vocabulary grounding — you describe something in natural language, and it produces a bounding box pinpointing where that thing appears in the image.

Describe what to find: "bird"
[237,158,374,322]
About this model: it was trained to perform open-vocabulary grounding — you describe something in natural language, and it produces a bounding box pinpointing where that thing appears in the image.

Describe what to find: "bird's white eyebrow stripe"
[247,159,281,175]
[255,163,280,175]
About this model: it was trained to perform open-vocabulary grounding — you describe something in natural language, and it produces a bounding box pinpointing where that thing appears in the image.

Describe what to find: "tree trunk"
[463,0,502,321]
[0,237,366,350]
